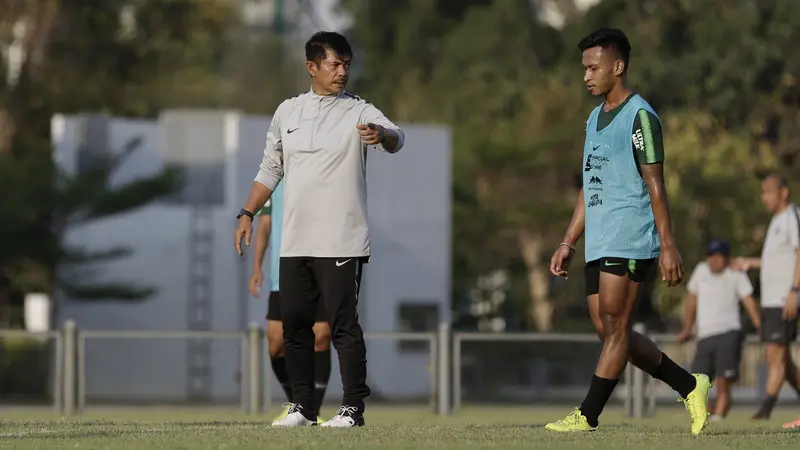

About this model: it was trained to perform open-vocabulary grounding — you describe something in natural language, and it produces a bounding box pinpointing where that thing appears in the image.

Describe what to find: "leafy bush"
[0,337,52,402]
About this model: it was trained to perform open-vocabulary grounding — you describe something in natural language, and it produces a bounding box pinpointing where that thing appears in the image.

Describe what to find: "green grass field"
[1,405,800,449]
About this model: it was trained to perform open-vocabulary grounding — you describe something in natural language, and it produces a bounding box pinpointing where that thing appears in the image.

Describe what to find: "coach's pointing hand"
[357,123,385,145]
[234,216,252,257]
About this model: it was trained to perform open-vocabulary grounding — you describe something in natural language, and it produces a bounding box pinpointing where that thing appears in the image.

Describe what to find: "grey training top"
[760,203,800,308]
[254,89,405,258]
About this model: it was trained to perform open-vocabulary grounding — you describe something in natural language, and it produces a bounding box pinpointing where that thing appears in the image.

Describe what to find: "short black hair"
[578,27,631,73]
[305,31,352,64]
[763,171,790,189]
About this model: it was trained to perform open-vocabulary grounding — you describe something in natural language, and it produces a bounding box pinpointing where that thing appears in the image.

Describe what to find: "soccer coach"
[234,31,404,428]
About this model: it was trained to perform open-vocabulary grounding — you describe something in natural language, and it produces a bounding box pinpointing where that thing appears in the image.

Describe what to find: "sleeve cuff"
[254,170,281,191]
[378,129,405,153]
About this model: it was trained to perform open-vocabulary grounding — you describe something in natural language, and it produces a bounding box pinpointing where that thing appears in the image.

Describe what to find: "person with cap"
[677,239,760,421]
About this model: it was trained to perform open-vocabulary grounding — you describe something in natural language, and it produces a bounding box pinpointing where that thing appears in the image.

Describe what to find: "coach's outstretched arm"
[235,104,286,256]
[550,188,586,279]
[357,104,404,153]
[641,162,684,286]
[730,257,762,271]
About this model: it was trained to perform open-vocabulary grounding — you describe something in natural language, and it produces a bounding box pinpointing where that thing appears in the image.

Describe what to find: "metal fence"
[450,325,784,417]
[0,321,784,417]
[0,321,439,416]
[450,323,648,416]
[76,328,250,412]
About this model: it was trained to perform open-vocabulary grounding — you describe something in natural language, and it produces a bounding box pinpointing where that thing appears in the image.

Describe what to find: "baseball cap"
[706,239,730,256]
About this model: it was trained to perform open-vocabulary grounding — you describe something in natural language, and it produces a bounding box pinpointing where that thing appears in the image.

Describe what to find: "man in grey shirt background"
[733,173,800,420]
[234,31,404,428]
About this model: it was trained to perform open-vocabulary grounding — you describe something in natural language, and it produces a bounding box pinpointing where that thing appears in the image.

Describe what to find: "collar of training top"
[307,87,349,101]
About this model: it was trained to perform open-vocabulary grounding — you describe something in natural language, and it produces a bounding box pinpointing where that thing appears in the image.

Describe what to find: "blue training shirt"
[583,94,661,262]
[268,182,284,292]
[256,182,284,292]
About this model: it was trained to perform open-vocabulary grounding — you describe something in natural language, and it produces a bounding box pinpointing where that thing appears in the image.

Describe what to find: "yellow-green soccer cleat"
[545,408,597,432]
[317,416,326,425]
[680,373,712,435]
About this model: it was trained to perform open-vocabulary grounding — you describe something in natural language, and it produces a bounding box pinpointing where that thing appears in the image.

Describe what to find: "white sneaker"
[271,403,317,427]
[271,403,292,423]
[319,405,365,428]
[709,414,724,422]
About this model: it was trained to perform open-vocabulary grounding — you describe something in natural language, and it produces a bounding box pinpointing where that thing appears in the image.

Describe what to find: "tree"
[0,1,240,317]
[218,27,306,114]
[329,0,800,331]
[345,0,580,331]
[0,0,60,154]
[0,137,182,300]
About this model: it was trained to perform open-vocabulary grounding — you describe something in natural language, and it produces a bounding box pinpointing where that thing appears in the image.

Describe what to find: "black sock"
[650,352,696,398]
[579,375,619,427]
[314,350,331,415]
[756,395,778,418]
[270,356,293,402]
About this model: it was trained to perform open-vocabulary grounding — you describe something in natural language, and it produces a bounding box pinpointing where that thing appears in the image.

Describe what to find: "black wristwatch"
[237,208,254,221]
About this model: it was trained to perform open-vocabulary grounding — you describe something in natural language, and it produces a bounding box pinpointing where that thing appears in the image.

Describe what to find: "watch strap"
[237,208,254,220]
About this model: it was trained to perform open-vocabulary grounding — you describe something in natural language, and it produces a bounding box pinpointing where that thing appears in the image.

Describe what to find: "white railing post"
[248,322,261,415]
[54,330,63,414]
[428,334,438,412]
[452,333,462,413]
[262,331,272,414]
[625,357,633,416]
[646,332,657,417]
[437,322,451,415]
[631,322,646,419]
[62,320,76,417]
[240,334,248,413]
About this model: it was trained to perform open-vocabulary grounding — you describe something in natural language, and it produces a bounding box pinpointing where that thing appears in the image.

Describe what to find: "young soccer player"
[547,27,711,434]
